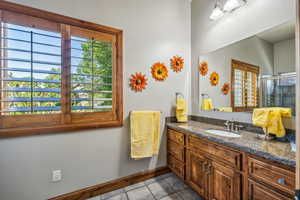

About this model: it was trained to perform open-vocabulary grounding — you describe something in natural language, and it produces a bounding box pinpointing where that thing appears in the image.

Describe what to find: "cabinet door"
[248,180,292,200]
[168,154,185,180]
[209,161,241,200]
[186,150,209,198]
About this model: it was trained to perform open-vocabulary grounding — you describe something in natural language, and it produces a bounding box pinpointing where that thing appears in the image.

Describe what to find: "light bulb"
[224,0,245,12]
[209,6,225,21]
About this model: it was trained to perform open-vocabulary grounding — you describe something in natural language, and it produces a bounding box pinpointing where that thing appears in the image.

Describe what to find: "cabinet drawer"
[168,154,185,179]
[167,129,185,145]
[248,157,295,196]
[167,140,185,162]
[248,180,293,200]
[187,136,242,170]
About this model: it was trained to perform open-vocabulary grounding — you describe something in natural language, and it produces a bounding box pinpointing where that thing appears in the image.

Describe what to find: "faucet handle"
[224,120,232,130]
[234,124,244,132]
[224,120,229,125]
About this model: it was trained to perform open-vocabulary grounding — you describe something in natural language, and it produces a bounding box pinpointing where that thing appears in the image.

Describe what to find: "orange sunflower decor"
[151,62,168,81]
[130,72,148,92]
[170,56,184,72]
[199,61,208,76]
[221,83,230,95]
[210,72,219,86]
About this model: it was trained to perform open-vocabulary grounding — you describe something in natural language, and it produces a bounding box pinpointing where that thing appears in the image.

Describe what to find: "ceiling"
[257,21,295,44]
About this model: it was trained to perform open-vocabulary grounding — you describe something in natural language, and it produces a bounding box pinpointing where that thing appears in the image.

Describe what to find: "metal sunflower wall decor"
[210,72,219,86]
[199,61,208,76]
[221,83,230,95]
[170,56,184,72]
[130,72,148,92]
[151,62,168,81]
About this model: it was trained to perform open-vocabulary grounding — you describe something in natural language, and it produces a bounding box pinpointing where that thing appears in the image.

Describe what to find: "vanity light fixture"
[210,0,247,21]
[224,0,246,12]
[209,0,225,21]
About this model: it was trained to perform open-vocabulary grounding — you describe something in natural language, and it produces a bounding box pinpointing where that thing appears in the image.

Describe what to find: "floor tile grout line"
[145,174,185,200]
[159,175,186,199]
[100,173,192,200]
[145,182,158,200]
[124,191,129,200]
[124,181,146,192]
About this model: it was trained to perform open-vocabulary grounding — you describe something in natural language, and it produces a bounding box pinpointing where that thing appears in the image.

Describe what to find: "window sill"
[0,119,123,138]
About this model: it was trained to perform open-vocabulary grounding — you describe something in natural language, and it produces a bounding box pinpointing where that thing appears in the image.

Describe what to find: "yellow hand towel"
[201,99,213,111]
[130,111,160,159]
[176,98,187,122]
[252,107,292,137]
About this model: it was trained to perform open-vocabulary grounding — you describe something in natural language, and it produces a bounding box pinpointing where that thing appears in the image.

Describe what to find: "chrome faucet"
[224,120,243,132]
[224,120,234,131]
[234,124,244,133]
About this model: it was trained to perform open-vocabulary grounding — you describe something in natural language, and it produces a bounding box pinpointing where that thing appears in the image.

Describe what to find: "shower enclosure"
[261,73,296,115]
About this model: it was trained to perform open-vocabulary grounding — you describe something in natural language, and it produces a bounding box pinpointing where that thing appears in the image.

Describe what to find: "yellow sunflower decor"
[151,62,168,81]
[130,72,148,92]
[199,61,208,76]
[221,83,230,95]
[210,72,219,86]
[170,56,184,72]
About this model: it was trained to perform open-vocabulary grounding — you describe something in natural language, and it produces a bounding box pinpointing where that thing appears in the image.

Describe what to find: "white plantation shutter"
[233,69,245,107]
[0,22,62,115]
[246,71,258,107]
[0,5,123,137]
[232,60,259,111]
[70,35,113,113]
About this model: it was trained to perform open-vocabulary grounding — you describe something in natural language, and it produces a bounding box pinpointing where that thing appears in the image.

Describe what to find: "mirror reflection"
[199,20,295,115]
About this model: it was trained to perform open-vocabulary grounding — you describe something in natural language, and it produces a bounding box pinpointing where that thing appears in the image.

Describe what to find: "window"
[1,23,62,115]
[70,27,113,113]
[0,2,123,137]
[231,59,259,112]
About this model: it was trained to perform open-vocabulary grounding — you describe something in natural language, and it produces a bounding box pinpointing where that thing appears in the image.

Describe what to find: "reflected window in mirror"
[231,59,259,112]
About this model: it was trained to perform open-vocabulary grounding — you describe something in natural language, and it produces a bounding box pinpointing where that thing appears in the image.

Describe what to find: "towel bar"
[129,111,162,114]
[176,92,184,99]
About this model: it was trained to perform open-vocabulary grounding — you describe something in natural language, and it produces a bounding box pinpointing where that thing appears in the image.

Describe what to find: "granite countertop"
[166,121,296,167]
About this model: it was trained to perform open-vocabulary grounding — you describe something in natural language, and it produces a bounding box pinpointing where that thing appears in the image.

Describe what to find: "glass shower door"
[261,73,296,115]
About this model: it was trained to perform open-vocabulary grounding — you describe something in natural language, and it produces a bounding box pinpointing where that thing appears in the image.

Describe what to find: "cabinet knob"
[205,163,213,174]
[175,135,182,143]
[278,178,286,185]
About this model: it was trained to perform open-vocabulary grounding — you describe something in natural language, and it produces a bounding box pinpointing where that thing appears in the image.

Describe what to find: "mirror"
[199,20,296,116]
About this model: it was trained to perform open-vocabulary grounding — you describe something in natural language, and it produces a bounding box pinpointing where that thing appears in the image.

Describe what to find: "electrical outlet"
[52,170,62,182]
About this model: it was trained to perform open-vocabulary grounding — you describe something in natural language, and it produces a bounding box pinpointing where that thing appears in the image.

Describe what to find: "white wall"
[191,0,296,116]
[274,38,296,74]
[0,1,191,200]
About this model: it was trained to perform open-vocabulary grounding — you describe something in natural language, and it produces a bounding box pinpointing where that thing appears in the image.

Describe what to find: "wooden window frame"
[231,59,259,112]
[0,1,123,138]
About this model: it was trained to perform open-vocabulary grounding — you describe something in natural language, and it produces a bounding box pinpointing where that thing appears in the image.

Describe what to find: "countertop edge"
[166,123,296,167]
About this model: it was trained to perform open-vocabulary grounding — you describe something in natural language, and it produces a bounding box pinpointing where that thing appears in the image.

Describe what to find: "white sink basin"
[206,129,241,138]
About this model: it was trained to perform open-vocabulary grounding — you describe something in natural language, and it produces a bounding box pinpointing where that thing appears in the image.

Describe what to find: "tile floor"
[87,173,203,200]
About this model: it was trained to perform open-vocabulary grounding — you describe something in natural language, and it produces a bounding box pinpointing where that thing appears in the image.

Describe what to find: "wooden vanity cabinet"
[167,129,186,180]
[248,157,295,196]
[248,180,292,200]
[209,161,242,200]
[167,128,295,200]
[186,149,242,200]
[186,150,209,198]
[186,135,242,200]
